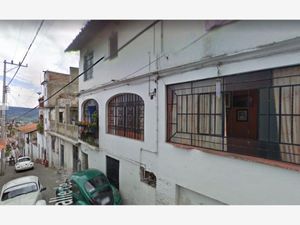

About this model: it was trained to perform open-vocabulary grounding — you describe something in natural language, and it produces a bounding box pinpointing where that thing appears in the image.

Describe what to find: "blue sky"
[0,20,86,108]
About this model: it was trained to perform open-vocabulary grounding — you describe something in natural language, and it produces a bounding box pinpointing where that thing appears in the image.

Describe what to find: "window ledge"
[171,143,300,173]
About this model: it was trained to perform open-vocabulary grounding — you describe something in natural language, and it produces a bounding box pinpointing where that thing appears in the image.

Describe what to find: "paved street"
[0,162,71,205]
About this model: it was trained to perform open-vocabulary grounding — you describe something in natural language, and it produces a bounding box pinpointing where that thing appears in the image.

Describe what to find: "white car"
[0,176,47,205]
[15,156,34,172]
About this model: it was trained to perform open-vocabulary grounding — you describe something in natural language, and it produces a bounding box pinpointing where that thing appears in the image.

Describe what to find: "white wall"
[79,21,300,93]
[76,20,300,204]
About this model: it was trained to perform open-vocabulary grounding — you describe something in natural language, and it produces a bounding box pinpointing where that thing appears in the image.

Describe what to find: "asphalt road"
[0,162,71,205]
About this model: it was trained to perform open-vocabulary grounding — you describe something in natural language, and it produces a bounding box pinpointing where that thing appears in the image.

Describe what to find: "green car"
[56,169,122,205]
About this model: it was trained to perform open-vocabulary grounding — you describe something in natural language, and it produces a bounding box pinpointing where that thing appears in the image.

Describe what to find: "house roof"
[16,123,37,134]
[0,138,6,150]
[65,20,108,52]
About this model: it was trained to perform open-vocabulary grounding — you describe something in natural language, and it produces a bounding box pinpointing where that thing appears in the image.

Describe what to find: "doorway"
[73,145,79,172]
[82,152,89,170]
[226,89,259,156]
[60,144,64,168]
[106,156,119,189]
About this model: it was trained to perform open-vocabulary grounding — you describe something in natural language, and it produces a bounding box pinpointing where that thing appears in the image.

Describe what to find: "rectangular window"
[51,136,56,152]
[109,32,118,59]
[140,167,156,188]
[167,66,300,165]
[83,51,93,81]
[59,112,63,123]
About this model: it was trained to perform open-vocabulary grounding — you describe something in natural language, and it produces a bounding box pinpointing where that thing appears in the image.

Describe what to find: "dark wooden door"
[226,89,259,156]
[73,145,79,172]
[60,145,64,168]
[106,156,119,189]
[227,89,258,139]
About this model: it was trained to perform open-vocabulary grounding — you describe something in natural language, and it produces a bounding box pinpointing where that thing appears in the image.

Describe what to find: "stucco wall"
[76,20,300,204]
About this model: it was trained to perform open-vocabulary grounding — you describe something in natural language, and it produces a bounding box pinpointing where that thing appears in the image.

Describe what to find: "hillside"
[6,106,38,123]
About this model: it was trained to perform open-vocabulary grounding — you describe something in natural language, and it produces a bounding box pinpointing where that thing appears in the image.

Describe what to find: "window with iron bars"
[108,93,144,141]
[109,32,118,59]
[83,51,93,81]
[51,136,56,152]
[167,66,300,165]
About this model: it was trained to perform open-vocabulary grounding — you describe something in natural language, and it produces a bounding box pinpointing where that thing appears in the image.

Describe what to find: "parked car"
[15,156,34,172]
[56,169,122,205]
[0,176,47,205]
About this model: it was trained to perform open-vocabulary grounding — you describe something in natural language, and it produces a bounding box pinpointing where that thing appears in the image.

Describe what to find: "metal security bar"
[167,66,300,165]
[108,93,144,140]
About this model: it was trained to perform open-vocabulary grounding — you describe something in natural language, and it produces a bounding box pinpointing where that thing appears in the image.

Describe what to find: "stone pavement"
[0,162,73,205]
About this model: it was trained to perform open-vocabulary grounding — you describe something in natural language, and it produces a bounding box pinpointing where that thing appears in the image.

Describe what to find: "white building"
[16,123,38,160]
[66,20,300,205]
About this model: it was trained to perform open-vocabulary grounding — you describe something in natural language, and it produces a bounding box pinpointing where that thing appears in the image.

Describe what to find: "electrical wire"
[7,20,44,87]
[10,21,160,121]
[11,21,300,121]
[11,56,105,121]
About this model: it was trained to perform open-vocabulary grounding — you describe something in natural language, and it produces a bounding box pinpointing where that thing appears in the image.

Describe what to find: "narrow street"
[0,162,70,205]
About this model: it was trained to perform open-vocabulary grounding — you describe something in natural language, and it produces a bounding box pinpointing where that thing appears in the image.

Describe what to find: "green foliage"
[5,144,11,157]
[37,122,44,134]
[92,111,98,122]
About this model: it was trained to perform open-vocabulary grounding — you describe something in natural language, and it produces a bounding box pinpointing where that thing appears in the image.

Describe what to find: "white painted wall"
[75,20,300,204]
[31,144,38,161]
[59,139,73,170]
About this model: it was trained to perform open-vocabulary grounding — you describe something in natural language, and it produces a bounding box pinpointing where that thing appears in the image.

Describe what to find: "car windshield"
[84,175,109,193]
[1,182,38,201]
[90,186,113,205]
[17,158,30,163]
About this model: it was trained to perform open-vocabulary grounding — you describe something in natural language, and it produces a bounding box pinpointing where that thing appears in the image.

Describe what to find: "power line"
[13,20,291,121]
[11,21,160,121]
[11,20,221,119]
[11,56,105,121]
[7,20,44,87]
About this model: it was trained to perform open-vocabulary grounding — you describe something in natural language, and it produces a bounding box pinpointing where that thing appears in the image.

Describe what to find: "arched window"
[108,93,144,141]
[80,99,99,146]
[82,99,98,123]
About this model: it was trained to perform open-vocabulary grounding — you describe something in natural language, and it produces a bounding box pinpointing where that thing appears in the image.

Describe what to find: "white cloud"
[0,20,86,107]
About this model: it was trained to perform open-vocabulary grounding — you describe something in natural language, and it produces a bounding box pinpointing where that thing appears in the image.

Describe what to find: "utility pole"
[0,60,27,176]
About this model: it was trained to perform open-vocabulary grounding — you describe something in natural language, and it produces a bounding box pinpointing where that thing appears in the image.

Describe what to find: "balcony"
[49,120,78,140]
[78,121,99,147]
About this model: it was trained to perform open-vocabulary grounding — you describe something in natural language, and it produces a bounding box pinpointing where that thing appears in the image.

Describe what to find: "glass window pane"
[293,116,300,145]
[259,115,269,141]
[281,116,292,144]
[259,88,269,114]
[269,115,279,142]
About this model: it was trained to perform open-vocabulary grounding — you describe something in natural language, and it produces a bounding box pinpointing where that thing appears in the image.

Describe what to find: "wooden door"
[226,89,259,156]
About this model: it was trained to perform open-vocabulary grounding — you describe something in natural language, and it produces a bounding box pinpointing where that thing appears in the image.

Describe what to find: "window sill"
[171,143,300,173]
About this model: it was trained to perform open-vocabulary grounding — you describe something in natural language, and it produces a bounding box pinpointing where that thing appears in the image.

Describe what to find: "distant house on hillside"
[16,123,38,160]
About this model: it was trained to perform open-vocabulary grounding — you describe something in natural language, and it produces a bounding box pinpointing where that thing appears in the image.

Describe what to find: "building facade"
[16,123,38,160]
[66,20,300,204]
[38,67,79,171]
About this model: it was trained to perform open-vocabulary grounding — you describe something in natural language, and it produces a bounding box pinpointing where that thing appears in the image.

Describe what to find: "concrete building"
[38,67,79,171]
[66,20,300,204]
[16,123,38,160]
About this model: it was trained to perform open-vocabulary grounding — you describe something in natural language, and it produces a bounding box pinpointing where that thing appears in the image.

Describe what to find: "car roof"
[17,156,31,160]
[1,176,39,191]
[71,169,105,183]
